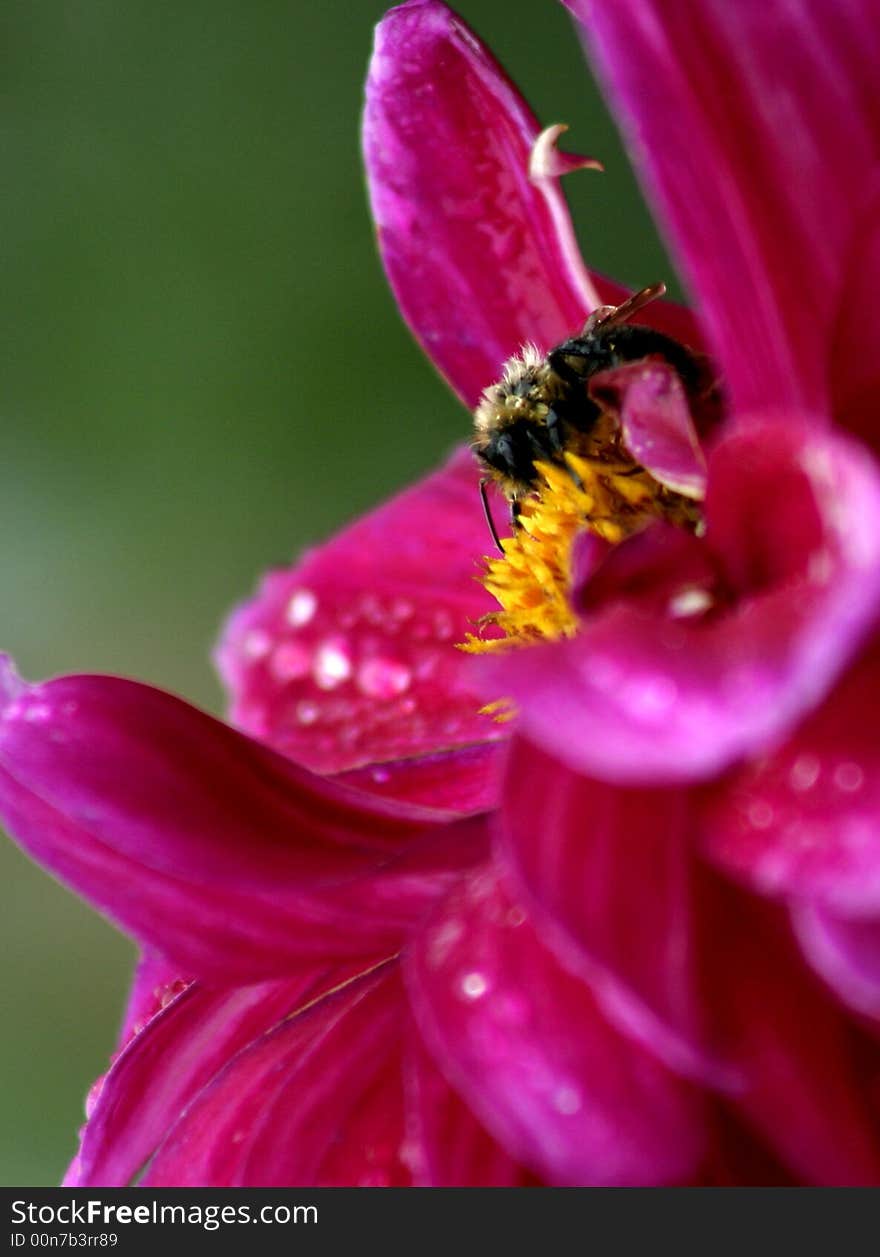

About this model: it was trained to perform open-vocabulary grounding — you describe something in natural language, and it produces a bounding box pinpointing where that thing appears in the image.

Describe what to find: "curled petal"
[406,864,705,1185]
[528,123,603,180]
[144,965,410,1187]
[0,665,488,979]
[701,645,880,915]
[216,447,506,812]
[484,416,880,782]
[590,359,708,497]
[363,0,600,407]
[571,0,880,414]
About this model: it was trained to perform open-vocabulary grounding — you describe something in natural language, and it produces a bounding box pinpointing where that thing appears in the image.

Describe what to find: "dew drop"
[360,595,385,626]
[789,754,820,792]
[747,799,774,830]
[270,641,311,681]
[414,661,438,687]
[357,657,412,700]
[371,766,391,784]
[433,610,454,640]
[668,586,713,618]
[460,971,488,1000]
[286,588,318,628]
[23,702,51,723]
[242,628,272,661]
[391,598,415,622]
[834,761,864,793]
[295,699,320,726]
[313,638,353,689]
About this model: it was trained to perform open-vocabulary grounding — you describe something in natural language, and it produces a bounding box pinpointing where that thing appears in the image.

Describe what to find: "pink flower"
[4,0,880,1186]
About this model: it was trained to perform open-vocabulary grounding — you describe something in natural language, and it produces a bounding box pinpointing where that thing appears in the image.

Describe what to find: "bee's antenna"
[479,478,505,553]
[584,282,667,334]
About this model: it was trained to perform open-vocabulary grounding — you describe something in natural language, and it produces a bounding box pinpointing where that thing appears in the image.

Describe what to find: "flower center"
[462,413,702,653]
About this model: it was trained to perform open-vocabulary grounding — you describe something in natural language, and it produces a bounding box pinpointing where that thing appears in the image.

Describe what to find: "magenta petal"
[0,666,488,979]
[70,966,358,1186]
[830,183,880,450]
[572,0,880,413]
[116,953,188,1050]
[143,964,410,1187]
[794,905,880,1018]
[405,1031,536,1186]
[499,739,731,1087]
[486,417,880,783]
[217,447,506,811]
[406,864,704,1185]
[700,881,880,1185]
[702,646,880,915]
[591,359,707,497]
[335,744,502,814]
[363,0,600,408]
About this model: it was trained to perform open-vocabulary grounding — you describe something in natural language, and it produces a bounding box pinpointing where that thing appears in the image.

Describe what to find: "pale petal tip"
[529,124,604,183]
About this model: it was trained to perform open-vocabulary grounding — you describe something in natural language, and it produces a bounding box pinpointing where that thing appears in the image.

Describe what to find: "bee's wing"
[588,282,667,332]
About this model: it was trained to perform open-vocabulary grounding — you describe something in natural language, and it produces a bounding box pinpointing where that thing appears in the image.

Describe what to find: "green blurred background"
[0,0,677,1184]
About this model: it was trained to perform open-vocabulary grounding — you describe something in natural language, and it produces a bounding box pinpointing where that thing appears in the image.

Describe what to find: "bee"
[472,283,717,549]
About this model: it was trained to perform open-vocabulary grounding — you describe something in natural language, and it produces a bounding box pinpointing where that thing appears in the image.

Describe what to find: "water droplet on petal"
[286,588,318,627]
[357,657,411,700]
[313,638,353,689]
[834,761,864,793]
[460,971,488,1000]
[270,641,311,681]
[433,610,454,640]
[23,702,52,723]
[295,699,320,726]
[371,766,391,784]
[391,598,414,622]
[748,799,774,830]
[668,586,713,618]
[242,628,272,661]
[789,754,821,792]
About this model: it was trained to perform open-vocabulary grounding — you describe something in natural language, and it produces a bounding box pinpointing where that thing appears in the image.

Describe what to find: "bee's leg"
[479,478,505,553]
[509,497,522,532]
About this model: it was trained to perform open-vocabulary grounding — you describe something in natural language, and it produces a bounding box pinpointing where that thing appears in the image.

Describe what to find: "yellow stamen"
[462,418,701,655]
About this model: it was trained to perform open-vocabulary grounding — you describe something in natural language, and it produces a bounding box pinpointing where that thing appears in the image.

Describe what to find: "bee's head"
[472,344,551,439]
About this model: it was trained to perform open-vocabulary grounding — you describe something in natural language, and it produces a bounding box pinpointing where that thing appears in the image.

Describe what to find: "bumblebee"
[472,283,716,548]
